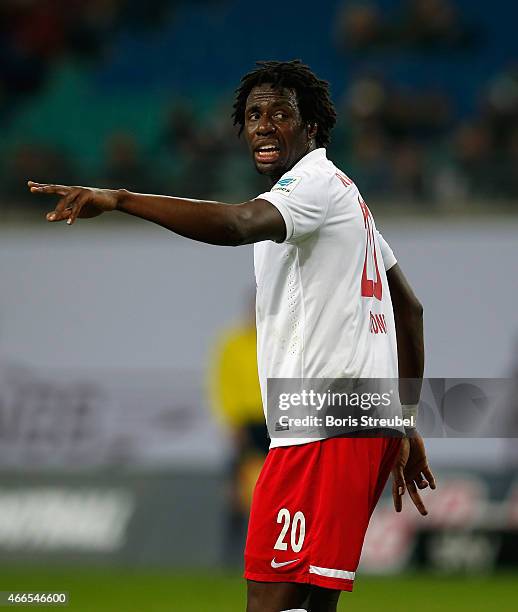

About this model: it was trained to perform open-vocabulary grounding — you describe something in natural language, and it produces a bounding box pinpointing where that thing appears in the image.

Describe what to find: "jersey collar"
[289,147,327,172]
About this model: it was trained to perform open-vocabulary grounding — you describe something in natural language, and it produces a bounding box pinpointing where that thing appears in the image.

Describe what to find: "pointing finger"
[28,181,72,197]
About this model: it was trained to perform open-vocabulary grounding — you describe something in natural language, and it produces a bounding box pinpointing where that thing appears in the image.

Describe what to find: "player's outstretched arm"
[387,264,436,516]
[27,181,286,246]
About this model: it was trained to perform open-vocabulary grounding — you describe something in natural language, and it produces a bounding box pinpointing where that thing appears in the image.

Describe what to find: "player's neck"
[268,144,317,185]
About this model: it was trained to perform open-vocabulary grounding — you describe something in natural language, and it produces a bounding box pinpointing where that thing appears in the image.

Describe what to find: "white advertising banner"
[0,362,226,470]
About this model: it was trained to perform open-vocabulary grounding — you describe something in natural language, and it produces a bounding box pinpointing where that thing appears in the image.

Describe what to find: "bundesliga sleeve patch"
[271,176,302,195]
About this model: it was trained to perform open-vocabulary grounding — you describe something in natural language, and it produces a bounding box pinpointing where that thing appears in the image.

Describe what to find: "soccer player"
[29,60,435,612]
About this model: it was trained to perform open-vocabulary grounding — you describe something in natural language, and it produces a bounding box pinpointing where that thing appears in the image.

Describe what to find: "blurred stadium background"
[1,0,517,610]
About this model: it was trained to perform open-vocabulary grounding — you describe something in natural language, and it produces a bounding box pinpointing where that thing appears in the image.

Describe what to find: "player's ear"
[307,122,318,140]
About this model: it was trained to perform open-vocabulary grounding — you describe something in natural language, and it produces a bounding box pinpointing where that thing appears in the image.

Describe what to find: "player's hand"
[28,181,120,225]
[391,432,436,516]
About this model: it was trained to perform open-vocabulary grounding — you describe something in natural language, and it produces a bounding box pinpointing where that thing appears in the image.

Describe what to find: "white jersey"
[254,148,399,448]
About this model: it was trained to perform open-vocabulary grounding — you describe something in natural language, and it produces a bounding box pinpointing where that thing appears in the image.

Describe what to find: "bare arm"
[27,181,286,246]
[386,263,424,404]
[387,263,436,515]
[116,191,286,246]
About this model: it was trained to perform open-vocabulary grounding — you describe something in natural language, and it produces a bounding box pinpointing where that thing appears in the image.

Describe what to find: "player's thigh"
[246,579,310,612]
[307,585,341,612]
[246,581,340,612]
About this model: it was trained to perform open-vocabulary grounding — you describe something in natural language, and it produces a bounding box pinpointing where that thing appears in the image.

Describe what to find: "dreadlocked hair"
[232,59,337,148]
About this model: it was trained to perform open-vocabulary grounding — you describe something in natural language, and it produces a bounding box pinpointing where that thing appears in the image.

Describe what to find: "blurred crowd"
[331,0,518,206]
[1,101,265,208]
[331,64,518,205]
[0,0,173,119]
[335,0,481,52]
[1,0,518,212]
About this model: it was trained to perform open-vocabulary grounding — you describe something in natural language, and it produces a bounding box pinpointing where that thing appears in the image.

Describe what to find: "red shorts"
[244,436,401,592]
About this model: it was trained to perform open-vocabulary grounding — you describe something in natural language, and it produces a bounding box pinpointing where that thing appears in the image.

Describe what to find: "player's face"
[244,84,313,180]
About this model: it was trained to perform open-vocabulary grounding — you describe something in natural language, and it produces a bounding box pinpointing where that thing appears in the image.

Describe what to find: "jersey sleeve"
[256,169,330,243]
[377,231,397,271]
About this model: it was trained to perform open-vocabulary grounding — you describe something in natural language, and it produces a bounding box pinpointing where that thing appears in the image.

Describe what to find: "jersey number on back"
[335,173,382,301]
[358,196,382,300]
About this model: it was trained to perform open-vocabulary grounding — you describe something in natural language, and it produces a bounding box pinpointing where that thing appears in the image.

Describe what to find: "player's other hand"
[391,432,436,516]
[28,181,121,225]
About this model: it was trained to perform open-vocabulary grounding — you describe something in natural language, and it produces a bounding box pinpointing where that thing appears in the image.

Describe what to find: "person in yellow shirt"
[209,298,268,563]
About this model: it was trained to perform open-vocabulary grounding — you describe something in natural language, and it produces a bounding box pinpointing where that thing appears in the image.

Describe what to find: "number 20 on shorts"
[274,508,306,553]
